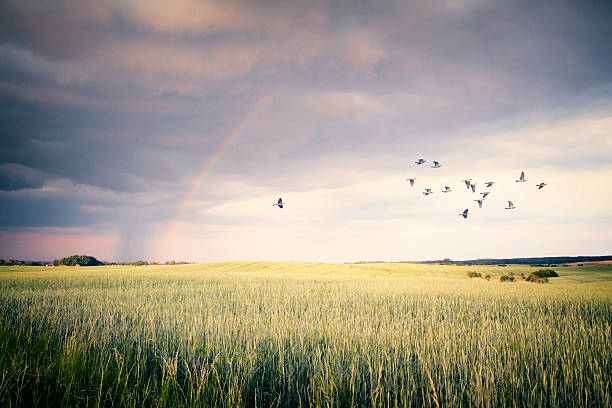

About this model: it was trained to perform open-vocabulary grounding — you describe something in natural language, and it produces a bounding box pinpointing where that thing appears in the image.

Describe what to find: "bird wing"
[520,171,525,180]
[278,198,283,204]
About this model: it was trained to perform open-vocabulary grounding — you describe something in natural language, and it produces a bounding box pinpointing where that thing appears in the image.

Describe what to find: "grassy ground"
[1,262,611,407]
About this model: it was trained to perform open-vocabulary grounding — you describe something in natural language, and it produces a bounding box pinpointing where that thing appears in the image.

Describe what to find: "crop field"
[1,262,611,407]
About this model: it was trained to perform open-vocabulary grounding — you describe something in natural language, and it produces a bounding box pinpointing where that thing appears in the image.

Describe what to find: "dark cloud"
[0,0,611,260]
[0,163,44,191]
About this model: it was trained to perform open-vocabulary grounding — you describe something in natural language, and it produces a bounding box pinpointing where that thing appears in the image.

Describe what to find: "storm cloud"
[1,0,611,261]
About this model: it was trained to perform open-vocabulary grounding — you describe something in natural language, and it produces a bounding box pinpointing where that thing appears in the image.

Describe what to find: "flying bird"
[470,183,477,193]
[480,192,490,198]
[273,198,284,208]
[442,186,452,193]
[505,201,516,210]
[516,171,526,183]
[462,179,472,189]
[536,183,547,189]
[475,199,484,208]
[431,161,441,168]
[485,181,495,187]
[415,158,426,165]
[406,178,416,187]
[459,209,469,219]
[423,188,433,196]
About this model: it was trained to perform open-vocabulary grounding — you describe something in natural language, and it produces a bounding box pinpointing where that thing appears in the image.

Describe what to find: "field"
[1,262,611,407]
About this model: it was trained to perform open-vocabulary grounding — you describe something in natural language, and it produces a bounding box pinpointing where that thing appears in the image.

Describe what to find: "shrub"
[53,255,101,266]
[531,269,558,278]
[467,271,481,278]
[527,269,557,283]
[485,274,491,281]
[527,275,550,284]
[527,274,540,283]
[500,275,515,282]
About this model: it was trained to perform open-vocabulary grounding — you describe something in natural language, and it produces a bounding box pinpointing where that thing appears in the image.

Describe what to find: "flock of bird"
[272,159,547,219]
[407,158,546,219]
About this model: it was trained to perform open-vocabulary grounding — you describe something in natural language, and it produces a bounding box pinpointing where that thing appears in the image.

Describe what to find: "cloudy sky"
[1,0,611,262]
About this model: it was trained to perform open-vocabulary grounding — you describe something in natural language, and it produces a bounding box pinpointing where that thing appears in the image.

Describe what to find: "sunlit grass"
[1,262,611,407]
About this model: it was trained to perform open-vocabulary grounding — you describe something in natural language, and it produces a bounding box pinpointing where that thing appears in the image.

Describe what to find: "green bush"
[53,255,101,266]
[485,274,491,281]
[527,275,550,284]
[500,275,515,282]
[530,269,558,278]
[467,271,481,278]
[527,274,540,283]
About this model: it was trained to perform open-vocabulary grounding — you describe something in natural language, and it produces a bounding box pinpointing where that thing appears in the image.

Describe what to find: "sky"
[1,0,611,263]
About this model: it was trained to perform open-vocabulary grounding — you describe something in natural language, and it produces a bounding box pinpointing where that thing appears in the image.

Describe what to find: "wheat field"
[1,262,611,407]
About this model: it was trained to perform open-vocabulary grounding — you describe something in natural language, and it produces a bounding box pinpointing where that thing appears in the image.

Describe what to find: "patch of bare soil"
[566,260,612,265]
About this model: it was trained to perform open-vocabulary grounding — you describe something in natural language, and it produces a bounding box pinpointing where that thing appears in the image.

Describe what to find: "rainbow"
[162,88,282,250]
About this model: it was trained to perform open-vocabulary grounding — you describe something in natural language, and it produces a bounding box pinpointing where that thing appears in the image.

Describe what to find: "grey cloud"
[0,0,611,260]
[0,163,45,191]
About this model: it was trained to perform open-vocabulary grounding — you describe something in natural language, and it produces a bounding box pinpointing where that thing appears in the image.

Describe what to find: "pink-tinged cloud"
[306,91,386,118]
[342,34,387,73]
[110,0,262,35]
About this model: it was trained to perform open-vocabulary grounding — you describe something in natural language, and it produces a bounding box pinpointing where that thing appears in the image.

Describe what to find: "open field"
[1,262,611,407]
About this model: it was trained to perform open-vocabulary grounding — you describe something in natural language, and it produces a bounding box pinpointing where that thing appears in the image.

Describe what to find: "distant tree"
[133,260,147,266]
[440,258,453,265]
[527,269,558,281]
[53,255,101,266]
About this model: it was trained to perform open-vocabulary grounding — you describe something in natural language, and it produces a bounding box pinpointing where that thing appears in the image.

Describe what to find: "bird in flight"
[470,183,477,193]
[431,161,441,168]
[475,199,484,208]
[516,171,526,183]
[462,179,472,189]
[423,188,433,196]
[442,186,452,193]
[505,201,516,210]
[536,183,547,189]
[415,158,426,165]
[273,198,284,208]
[480,192,490,198]
[406,178,416,187]
[459,209,469,219]
[485,181,495,187]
